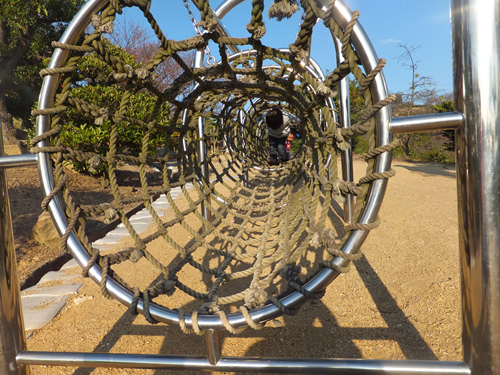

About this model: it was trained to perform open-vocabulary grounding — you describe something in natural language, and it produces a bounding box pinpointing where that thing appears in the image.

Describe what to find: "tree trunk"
[0,90,29,154]
[397,134,412,157]
[0,21,36,155]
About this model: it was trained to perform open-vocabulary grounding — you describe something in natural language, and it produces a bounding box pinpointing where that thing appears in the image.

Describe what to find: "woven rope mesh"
[33,0,396,331]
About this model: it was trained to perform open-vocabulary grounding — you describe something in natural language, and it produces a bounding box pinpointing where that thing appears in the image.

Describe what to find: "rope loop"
[40,175,67,212]
[81,248,100,278]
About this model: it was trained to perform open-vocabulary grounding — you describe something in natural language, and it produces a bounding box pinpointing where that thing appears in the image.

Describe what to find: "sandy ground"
[22,159,461,374]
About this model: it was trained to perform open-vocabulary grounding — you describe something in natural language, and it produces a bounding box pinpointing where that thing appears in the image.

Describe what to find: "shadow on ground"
[70,254,437,375]
[394,162,456,179]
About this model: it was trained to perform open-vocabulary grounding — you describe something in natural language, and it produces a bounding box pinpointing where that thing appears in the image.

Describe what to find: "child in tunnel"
[265,107,300,165]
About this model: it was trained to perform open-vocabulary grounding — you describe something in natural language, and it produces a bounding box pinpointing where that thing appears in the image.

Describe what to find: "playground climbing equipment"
[30,0,400,332]
[1,0,498,374]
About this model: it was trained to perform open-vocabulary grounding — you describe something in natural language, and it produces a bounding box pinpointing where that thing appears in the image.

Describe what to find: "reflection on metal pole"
[15,351,470,374]
[452,0,500,373]
[239,110,248,188]
[390,112,463,134]
[0,119,30,375]
[205,329,221,365]
[198,115,211,225]
[334,36,354,224]
[0,154,37,169]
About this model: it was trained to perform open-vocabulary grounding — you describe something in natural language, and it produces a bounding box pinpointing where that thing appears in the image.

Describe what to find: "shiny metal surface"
[0,121,29,375]
[35,0,392,330]
[300,0,392,299]
[334,36,354,224]
[213,0,246,21]
[390,112,463,134]
[452,0,500,373]
[16,351,470,374]
[205,330,222,365]
[197,115,211,223]
[0,154,37,170]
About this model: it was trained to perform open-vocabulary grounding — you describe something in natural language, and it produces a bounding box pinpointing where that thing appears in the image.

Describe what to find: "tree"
[393,43,436,157]
[0,0,84,152]
[432,95,455,151]
[395,43,436,115]
[108,17,195,96]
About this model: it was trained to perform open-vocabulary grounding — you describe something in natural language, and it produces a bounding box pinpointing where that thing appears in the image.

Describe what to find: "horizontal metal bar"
[390,112,464,134]
[0,154,38,169]
[16,352,470,374]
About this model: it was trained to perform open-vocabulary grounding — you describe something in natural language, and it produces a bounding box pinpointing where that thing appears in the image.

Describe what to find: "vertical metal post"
[239,110,248,188]
[194,49,211,225]
[452,0,500,373]
[197,116,211,224]
[205,329,221,365]
[0,120,30,375]
[334,36,354,224]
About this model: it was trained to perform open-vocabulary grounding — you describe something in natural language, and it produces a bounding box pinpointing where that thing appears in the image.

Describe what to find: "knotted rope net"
[32,0,398,333]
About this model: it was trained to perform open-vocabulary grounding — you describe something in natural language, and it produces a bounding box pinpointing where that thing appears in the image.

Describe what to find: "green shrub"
[31,85,172,174]
[351,136,368,155]
[391,146,406,159]
[290,138,302,154]
[62,86,170,173]
[30,38,175,175]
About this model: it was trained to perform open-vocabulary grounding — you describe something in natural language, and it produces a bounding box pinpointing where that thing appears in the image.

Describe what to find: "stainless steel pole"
[15,351,470,374]
[390,112,463,134]
[0,154,37,169]
[0,120,30,375]
[452,0,500,373]
[334,36,354,224]
[205,329,221,365]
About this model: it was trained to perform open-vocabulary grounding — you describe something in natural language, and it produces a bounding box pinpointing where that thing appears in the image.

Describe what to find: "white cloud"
[382,39,401,44]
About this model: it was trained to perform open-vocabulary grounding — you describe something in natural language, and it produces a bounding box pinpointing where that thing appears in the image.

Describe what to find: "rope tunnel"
[32,0,398,333]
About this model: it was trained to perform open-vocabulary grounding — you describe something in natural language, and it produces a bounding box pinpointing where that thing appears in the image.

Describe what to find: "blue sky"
[122,0,454,96]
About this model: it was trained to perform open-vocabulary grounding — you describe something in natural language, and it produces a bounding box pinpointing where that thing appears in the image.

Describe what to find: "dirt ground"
[5,144,164,289]
[8,150,462,374]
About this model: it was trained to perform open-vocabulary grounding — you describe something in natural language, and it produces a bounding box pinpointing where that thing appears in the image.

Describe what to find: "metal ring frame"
[2,0,498,373]
[34,0,392,331]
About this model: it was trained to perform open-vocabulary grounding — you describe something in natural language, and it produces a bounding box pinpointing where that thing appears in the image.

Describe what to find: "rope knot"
[88,154,102,174]
[279,264,302,282]
[94,108,109,125]
[335,128,351,151]
[136,68,150,80]
[244,287,268,309]
[200,301,218,315]
[317,81,334,96]
[330,179,346,204]
[129,248,144,263]
[310,227,337,248]
[113,72,128,82]
[91,14,114,34]
[288,43,309,63]
[104,206,117,224]
[268,0,300,21]
[246,23,267,40]
[185,35,208,51]
[161,279,177,296]
[146,121,156,131]
[198,18,218,33]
